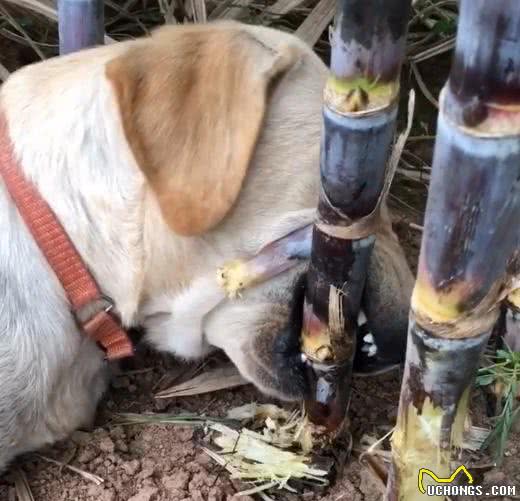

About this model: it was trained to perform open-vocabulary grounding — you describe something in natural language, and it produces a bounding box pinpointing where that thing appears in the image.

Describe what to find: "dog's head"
[203,231,413,401]
[106,22,413,401]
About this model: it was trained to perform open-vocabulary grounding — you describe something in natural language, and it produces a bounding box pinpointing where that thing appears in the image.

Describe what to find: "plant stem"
[386,2,520,499]
[302,0,412,433]
[58,0,104,55]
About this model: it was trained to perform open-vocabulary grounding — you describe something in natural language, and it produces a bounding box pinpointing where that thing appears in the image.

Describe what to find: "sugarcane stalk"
[58,0,104,55]
[301,0,412,433]
[387,2,520,499]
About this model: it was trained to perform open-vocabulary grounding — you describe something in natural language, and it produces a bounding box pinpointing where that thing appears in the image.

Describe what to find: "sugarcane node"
[301,267,359,358]
[316,215,381,241]
[300,303,335,362]
[411,278,467,322]
[411,299,500,341]
[508,289,520,310]
[317,177,384,237]
[324,76,399,116]
[404,317,492,410]
[301,319,354,363]
[442,87,520,137]
[442,0,520,137]
[412,260,511,338]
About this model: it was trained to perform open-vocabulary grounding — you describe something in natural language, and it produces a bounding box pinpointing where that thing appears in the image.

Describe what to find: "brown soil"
[0,337,519,501]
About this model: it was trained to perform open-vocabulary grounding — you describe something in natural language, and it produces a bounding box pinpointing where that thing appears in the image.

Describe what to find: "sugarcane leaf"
[496,349,512,360]
[155,365,248,398]
[432,18,456,36]
[476,374,495,386]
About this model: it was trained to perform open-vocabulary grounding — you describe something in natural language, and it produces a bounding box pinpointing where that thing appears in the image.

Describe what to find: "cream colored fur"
[0,22,324,471]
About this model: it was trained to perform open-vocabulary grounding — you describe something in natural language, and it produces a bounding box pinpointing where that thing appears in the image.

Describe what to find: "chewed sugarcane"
[217,224,313,298]
[386,2,520,499]
[301,0,412,433]
[58,0,104,55]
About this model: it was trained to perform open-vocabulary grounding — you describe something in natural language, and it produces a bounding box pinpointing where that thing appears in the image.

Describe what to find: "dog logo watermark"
[418,465,517,497]
[418,465,473,494]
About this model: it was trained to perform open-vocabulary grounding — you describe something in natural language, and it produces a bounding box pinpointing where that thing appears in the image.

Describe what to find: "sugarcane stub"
[444,0,520,136]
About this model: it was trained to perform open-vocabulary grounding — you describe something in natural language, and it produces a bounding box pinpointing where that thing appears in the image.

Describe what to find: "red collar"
[0,114,134,360]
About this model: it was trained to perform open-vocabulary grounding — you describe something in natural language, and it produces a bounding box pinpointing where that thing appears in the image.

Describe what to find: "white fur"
[0,24,326,471]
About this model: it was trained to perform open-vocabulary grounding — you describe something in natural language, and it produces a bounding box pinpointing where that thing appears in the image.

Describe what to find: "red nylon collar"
[0,113,134,360]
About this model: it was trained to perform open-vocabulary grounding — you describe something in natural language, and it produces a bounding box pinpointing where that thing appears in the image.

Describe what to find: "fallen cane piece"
[217,224,313,298]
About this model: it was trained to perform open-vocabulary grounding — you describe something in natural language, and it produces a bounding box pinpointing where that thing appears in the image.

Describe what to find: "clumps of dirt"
[0,349,367,501]
[0,347,392,501]
[15,405,249,501]
[0,347,519,501]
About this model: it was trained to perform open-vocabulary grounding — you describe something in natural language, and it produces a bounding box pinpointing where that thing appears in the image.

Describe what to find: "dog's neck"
[0,47,158,327]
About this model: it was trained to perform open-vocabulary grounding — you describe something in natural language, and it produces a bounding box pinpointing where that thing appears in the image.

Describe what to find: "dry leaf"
[155,364,248,398]
[12,469,34,501]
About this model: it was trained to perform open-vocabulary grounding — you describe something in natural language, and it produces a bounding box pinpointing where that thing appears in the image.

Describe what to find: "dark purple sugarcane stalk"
[58,0,104,55]
[386,2,520,499]
[301,0,412,433]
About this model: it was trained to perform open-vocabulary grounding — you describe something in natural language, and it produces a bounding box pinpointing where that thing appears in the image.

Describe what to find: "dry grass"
[155,364,248,399]
[35,455,105,485]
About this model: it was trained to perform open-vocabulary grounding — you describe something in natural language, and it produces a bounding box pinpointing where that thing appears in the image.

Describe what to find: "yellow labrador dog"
[0,21,413,471]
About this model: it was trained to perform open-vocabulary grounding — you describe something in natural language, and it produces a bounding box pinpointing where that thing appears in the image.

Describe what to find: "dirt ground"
[0,335,519,501]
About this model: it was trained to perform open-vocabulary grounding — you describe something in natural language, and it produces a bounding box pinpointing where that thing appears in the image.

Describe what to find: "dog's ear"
[106,23,300,236]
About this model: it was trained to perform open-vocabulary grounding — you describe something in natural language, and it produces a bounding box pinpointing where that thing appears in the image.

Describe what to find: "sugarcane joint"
[301,0,412,436]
